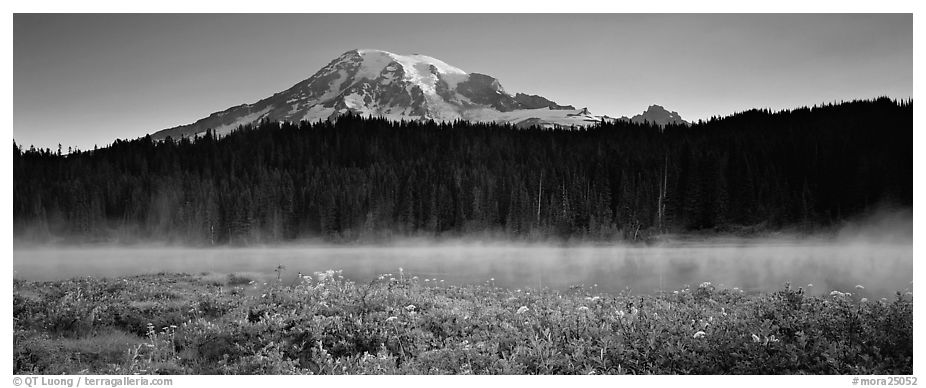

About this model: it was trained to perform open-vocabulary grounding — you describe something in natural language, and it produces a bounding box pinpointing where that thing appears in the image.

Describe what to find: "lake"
[13,240,912,298]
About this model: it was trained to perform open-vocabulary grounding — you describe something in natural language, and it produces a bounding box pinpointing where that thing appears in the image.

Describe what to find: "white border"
[4,2,921,387]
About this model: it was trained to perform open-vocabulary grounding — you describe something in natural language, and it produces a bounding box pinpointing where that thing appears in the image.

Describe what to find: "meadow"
[13,269,913,375]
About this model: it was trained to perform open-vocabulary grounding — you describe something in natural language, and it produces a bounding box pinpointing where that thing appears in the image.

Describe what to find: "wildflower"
[425,279,430,282]
[699,282,712,288]
[412,276,419,280]
[386,316,397,322]
[693,331,707,339]
[752,334,761,343]
[405,304,416,311]
[721,308,727,316]
[389,278,396,282]
[516,306,529,315]
[767,335,779,343]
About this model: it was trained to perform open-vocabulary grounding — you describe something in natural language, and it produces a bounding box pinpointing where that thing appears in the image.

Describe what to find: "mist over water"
[13,237,912,298]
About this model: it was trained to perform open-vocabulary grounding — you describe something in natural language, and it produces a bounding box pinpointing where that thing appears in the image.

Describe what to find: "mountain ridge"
[151,49,684,140]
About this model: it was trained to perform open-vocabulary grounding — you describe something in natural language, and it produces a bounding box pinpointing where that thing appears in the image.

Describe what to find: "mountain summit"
[152,49,610,140]
[620,105,688,126]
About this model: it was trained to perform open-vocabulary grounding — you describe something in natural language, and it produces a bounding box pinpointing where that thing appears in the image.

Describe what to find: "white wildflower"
[516,306,529,315]
[699,282,712,288]
[693,331,706,339]
[405,304,416,311]
[752,334,761,343]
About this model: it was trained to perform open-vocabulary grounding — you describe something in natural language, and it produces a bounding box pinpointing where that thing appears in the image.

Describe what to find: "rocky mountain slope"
[152,49,683,140]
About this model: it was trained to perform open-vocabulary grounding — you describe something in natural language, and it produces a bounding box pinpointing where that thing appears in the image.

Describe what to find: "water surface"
[13,241,912,297]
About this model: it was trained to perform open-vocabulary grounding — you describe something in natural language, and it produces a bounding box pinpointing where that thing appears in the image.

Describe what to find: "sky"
[13,13,913,150]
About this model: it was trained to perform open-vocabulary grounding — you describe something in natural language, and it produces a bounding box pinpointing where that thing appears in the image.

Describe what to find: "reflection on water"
[13,242,912,297]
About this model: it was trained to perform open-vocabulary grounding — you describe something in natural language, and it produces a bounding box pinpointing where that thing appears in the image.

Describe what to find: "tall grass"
[13,271,913,374]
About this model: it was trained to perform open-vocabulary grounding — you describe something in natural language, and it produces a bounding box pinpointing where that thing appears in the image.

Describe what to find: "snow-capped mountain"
[151,49,614,140]
[619,105,688,126]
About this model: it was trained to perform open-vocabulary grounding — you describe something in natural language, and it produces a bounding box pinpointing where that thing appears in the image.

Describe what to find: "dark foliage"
[13,98,911,243]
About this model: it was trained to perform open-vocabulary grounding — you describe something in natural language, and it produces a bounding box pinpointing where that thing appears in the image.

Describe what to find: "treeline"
[13,97,911,244]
